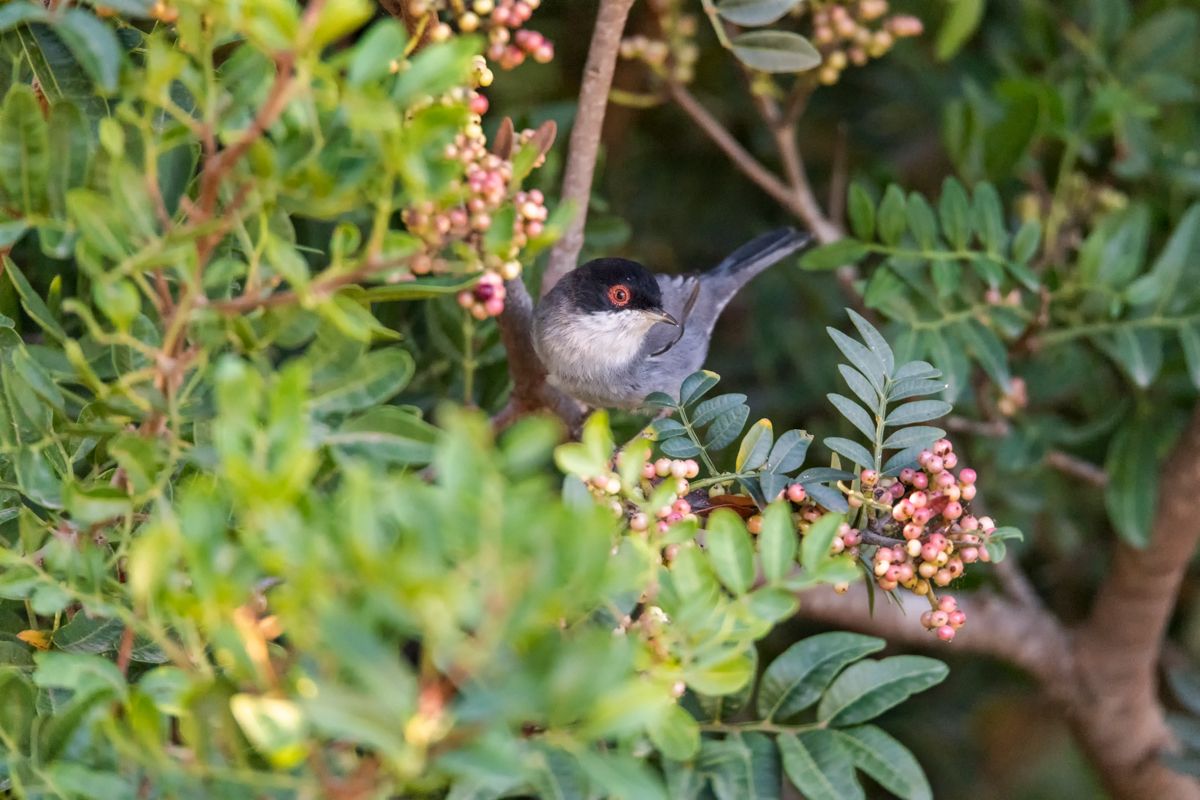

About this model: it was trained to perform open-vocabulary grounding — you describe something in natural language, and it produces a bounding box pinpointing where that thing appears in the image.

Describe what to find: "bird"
[532,227,813,409]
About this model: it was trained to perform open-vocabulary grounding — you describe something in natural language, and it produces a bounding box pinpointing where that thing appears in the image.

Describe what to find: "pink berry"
[943,502,963,520]
[943,453,958,469]
[909,491,928,508]
[861,469,878,485]
[672,499,691,515]
[949,610,967,628]
[938,596,957,613]
[903,523,923,540]
[930,610,949,627]
[926,455,944,473]
[937,625,955,641]
[961,484,977,501]
[912,472,929,490]
[958,468,977,484]
[899,468,916,484]
[787,484,807,503]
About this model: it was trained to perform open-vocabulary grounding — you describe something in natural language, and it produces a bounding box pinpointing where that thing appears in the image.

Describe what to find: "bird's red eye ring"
[608,284,632,307]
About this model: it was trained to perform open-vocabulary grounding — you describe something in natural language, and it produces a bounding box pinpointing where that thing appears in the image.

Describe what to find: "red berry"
[937,625,955,641]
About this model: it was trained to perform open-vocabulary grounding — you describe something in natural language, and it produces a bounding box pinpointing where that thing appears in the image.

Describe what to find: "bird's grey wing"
[644,273,703,362]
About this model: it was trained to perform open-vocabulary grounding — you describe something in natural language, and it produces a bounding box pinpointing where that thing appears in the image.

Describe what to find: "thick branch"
[1069,405,1200,799]
[539,0,636,296]
[798,583,1071,692]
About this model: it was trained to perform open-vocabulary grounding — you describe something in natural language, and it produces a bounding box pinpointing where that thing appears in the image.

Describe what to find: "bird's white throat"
[551,309,655,370]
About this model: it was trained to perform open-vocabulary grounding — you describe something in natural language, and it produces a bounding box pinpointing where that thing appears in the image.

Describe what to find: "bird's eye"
[608,284,632,307]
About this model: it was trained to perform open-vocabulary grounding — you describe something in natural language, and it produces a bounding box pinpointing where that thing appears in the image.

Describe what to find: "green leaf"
[715,0,801,26]
[648,703,701,761]
[881,426,944,451]
[661,437,702,458]
[0,83,48,212]
[1180,324,1200,390]
[326,406,437,465]
[231,694,309,769]
[706,509,755,595]
[759,501,797,583]
[311,348,415,414]
[1106,327,1163,388]
[779,730,864,800]
[972,183,1007,254]
[577,751,667,800]
[693,393,747,428]
[888,377,948,402]
[824,437,874,469]
[931,260,961,298]
[766,428,812,473]
[34,650,126,696]
[1105,416,1158,546]
[1146,203,1200,314]
[704,404,750,451]
[938,178,971,249]
[730,30,822,73]
[801,512,843,571]
[836,725,932,800]
[936,0,985,60]
[877,185,907,246]
[1012,219,1042,265]
[53,615,123,654]
[818,656,948,725]
[905,193,938,249]
[956,319,1011,389]
[650,417,688,440]
[800,239,869,270]
[680,370,720,406]
[56,9,124,94]
[893,361,942,380]
[838,365,879,409]
[392,35,480,107]
[827,328,886,391]
[846,309,895,375]
[827,394,876,441]
[737,418,774,472]
[47,101,91,220]
[698,733,780,800]
[885,400,951,426]
[0,85,49,216]
[848,183,875,240]
[695,648,759,722]
[756,632,884,720]
[686,649,755,696]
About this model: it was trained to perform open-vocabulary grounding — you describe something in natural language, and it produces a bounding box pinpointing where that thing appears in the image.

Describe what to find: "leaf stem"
[698,719,827,735]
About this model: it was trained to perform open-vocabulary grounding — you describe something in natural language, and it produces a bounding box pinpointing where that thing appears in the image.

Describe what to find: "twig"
[1045,450,1108,487]
[667,82,806,221]
[539,0,637,296]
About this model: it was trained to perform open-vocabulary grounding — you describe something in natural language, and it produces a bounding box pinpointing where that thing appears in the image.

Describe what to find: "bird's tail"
[710,226,813,284]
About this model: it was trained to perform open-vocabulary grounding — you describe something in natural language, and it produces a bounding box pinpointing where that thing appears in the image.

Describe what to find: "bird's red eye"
[608,284,632,307]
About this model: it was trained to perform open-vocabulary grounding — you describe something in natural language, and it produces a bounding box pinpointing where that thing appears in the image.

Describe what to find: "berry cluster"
[583,455,702,535]
[410,0,554,68]
[859,438,998,640]
[404,115,549,317]
[811,1,923,85]
[619,0,700,84]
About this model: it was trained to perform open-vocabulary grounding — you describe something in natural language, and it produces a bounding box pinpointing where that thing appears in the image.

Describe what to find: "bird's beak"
[643,308,678,326]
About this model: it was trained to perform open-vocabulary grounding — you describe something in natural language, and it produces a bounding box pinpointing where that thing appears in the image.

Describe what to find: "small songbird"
[533,227,813,408]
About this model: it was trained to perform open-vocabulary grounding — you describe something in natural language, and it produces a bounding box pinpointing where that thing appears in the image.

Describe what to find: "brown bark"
[539,0,637,297]
[494,0,635,425]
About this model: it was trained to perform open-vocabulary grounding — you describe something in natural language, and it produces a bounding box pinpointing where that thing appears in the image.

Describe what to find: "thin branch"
[539,0,637,296]
[667,82,806,221]
[1045,449,1108,487]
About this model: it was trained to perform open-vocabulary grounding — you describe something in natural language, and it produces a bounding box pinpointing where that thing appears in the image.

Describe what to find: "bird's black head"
[567,258,667,315]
